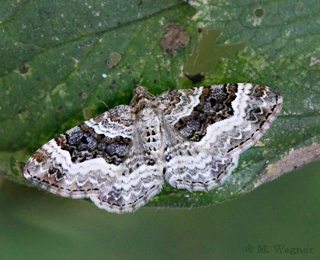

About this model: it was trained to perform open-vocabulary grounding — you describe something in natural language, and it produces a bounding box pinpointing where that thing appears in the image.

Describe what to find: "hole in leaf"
[254,8,265,18]
[18,63,30,75]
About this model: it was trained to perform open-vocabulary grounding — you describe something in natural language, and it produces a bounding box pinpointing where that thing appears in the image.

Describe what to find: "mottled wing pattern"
[24,105,164,213]
[24,84,282,213]
[157,83,283,191]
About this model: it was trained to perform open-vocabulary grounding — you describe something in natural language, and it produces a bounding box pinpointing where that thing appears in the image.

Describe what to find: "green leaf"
[1,0,320,211]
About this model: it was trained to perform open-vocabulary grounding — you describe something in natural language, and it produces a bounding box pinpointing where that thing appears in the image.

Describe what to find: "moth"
[24,84,283,213]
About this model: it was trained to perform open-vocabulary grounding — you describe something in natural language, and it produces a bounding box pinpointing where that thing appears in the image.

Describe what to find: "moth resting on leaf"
[24,83,283,213]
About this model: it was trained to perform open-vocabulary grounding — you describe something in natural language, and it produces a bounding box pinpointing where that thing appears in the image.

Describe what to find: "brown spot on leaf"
[160,23,190,57]
[107,52,122,68]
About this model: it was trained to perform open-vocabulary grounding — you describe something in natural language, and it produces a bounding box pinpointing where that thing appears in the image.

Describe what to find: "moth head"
[131,86,155,109]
